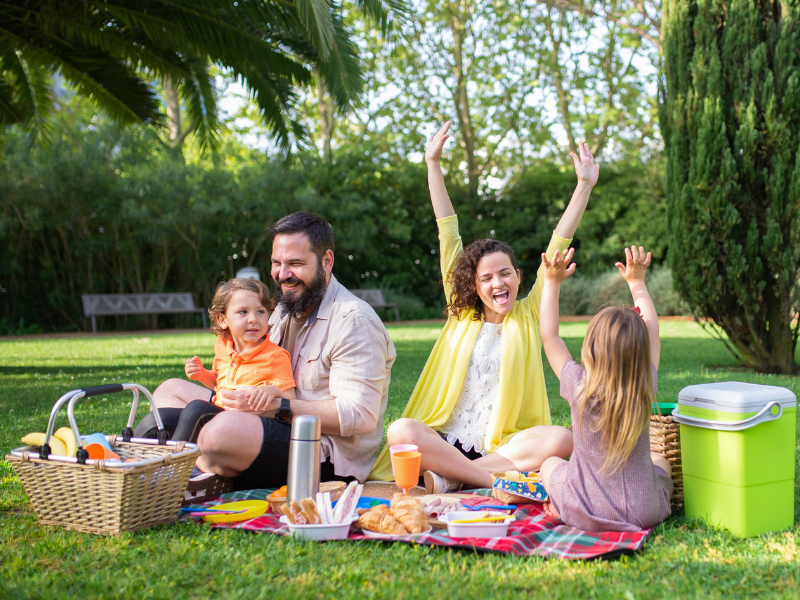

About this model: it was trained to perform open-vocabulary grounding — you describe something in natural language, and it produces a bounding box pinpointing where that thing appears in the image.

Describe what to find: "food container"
[279,515,358,541]
[672,381,796,537]
[440,511,514,538]
[268,481,345,514]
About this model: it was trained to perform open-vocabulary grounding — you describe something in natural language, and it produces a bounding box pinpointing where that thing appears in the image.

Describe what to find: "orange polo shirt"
[211,336,295,407]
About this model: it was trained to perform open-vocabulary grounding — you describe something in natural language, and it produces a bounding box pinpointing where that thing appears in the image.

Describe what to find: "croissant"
[390,503,428,533]
[355,506,407,535]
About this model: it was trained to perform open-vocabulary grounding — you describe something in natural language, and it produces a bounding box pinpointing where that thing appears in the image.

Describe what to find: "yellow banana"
[53,427,78,457]
[21,432,67,456]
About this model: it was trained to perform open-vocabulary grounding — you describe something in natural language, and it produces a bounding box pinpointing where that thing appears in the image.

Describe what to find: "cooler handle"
[671,401,782,431]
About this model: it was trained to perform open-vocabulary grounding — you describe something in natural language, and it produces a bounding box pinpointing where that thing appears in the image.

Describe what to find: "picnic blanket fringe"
[179,489,653,561]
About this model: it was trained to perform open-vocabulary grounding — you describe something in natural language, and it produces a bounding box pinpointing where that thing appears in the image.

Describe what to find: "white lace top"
[440,321,503,455]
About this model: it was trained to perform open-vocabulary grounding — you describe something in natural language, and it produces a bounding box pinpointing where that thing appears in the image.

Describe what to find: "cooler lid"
[678,381,796,412]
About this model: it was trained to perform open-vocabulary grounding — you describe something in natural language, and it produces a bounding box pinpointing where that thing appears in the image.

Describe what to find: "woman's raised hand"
[542,248,577,284]
[569,142,600,187]
[615,245,652,284]
[425,121,451,165]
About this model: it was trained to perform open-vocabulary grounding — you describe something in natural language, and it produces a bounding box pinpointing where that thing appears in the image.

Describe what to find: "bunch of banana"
[21,427,78,457]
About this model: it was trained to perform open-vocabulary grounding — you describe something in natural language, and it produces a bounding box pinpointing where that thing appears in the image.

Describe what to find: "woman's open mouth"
[493,290,510,306]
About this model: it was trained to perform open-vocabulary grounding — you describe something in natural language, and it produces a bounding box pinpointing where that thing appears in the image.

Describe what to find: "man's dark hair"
[271,212,335,259]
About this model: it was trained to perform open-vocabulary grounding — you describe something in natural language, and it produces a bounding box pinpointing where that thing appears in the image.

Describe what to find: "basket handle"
[671,401,782,432]
[41,383,168,462]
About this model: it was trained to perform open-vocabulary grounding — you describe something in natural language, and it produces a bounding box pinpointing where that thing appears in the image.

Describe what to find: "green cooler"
[672,381,796,537]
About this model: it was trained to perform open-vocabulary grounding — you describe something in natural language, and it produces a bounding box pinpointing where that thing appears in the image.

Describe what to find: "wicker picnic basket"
[6,383,199,535]
[650,404,683,506]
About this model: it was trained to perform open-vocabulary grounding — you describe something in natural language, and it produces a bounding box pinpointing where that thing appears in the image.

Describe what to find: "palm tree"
[0,0,405,149]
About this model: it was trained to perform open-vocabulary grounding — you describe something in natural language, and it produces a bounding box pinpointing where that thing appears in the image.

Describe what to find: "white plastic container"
[279,515,358,541]
[440,511,514,538]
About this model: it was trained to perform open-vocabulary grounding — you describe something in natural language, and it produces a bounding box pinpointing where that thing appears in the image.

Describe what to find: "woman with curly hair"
[369,121,600,492]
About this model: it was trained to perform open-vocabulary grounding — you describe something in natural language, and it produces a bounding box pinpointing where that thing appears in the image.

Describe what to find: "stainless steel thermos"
[286,415,321,506]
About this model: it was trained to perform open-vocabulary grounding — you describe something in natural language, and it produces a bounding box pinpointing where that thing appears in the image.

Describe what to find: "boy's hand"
[569,142,599,187]
[248,385,283,413]
[615,245,651,284]
[542,248,577,284]
[185,356,204,380]
[425,121,451,165]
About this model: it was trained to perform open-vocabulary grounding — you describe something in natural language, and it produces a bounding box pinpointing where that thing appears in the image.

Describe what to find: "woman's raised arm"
[425,121,456,220]
[554,142,600,239]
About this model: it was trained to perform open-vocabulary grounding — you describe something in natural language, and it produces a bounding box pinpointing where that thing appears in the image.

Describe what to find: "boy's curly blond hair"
[208,278,273,338]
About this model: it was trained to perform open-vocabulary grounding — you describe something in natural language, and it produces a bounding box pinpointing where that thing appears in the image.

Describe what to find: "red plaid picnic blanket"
[180,489,653,560]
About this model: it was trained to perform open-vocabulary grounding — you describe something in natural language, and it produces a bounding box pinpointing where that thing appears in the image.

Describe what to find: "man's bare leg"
[153,379,212,409]
[196,411,263,478]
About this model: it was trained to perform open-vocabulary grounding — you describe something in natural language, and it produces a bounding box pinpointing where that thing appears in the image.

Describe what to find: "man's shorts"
[237,417,355,490]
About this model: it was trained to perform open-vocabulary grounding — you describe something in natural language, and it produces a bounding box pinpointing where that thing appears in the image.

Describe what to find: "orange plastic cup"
[85,443,121,461]
[392,450,421,495]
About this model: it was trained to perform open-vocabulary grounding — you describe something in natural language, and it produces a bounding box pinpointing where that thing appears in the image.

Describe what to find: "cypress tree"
[661,0,800,373]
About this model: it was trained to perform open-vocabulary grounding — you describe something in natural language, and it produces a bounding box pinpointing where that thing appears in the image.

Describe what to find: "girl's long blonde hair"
[575,306,654,474]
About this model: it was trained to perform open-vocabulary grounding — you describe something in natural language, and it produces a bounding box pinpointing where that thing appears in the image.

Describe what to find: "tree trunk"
[543,3,578,155]
[316,77,336,163]
[448,6,480,197]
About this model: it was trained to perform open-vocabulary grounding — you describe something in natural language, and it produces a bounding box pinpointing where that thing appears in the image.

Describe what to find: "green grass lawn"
[1,321,799,599]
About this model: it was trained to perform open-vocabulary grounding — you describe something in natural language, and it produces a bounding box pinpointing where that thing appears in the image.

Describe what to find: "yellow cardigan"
[369,215,571,481]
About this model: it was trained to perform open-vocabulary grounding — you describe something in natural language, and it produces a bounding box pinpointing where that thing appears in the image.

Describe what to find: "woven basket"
[7,438,198,535]
[650,414,683,506]
[7,383,200,534]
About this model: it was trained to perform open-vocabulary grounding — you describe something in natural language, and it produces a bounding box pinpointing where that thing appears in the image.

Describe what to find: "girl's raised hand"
[615,245,652,284]
[542,247,577,283]
[425,121,451,165]
[185,356,203,380]
[569,142,600,187]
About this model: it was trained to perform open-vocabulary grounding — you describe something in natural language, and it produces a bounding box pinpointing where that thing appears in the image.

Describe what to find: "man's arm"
[215,315,392,437]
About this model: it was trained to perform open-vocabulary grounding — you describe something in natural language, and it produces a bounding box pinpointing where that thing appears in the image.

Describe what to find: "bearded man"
[138,212,396,488]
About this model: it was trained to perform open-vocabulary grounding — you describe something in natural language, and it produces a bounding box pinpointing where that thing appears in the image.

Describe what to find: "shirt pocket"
[297,343,323,390]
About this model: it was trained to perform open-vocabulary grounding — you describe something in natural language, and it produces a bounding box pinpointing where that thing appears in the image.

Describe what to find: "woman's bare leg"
[474,426,573,473]
[153,378,212,409]
[386,419,494,488]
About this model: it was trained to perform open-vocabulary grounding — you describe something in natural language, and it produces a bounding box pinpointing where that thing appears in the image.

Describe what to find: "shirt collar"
[225,335,269,362]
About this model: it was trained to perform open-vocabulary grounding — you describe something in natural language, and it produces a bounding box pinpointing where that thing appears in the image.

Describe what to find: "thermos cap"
[290,415,321,441]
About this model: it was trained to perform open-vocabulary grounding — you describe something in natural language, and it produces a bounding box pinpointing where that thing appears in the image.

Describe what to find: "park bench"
[350,289,400,322]
[81,293,208,334]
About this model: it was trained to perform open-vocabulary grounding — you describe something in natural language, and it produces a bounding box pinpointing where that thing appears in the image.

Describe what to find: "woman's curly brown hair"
[208,278,274,338]
[444,239,520,320]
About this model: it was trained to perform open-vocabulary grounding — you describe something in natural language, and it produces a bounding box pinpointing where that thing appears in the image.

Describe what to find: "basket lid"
[678,381,796,412]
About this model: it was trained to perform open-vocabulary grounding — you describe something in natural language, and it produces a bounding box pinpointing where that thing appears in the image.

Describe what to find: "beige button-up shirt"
[269,274,397,482]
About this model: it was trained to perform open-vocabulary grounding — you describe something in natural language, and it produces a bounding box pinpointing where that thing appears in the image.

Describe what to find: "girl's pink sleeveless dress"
[547,359,673,532]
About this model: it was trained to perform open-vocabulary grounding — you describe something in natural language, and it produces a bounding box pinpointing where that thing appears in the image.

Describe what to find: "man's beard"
[275,263,328,317]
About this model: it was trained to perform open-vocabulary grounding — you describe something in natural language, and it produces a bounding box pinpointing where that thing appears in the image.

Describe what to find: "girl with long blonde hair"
[538,246,673,532]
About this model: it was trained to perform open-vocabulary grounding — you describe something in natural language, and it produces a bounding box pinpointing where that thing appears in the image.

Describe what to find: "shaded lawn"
[1,321,799,599]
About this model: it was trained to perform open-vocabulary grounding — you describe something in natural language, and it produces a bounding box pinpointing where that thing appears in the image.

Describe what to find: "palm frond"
[179,57,220,153]
[0,42,53,141]
[315,15,364,111]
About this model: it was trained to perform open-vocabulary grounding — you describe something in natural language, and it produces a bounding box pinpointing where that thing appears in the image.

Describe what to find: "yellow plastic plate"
[201,500,269,523]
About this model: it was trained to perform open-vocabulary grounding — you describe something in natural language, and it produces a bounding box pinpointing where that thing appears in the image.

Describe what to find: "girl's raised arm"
[554,142,600,239]
[615,246,660,368]
[425,121,456,220]
[540,248,576,380]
